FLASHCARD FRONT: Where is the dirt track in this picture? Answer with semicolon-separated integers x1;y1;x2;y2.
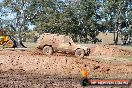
0;45;132;88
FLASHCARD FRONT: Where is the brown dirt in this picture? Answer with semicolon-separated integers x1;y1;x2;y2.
0;45;132;88
90;45;132;56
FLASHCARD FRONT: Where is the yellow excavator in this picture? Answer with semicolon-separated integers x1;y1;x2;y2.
0;29;26;48
0;30;16;48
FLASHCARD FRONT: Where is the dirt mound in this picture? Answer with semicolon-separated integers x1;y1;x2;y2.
90;45;132;56
0;49;131;79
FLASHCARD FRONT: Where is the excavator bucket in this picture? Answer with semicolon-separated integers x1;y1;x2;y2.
8;35;27;48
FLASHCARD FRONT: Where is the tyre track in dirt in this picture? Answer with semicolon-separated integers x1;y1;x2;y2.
0;74;81;88
0;49;132;79
0;47;132;88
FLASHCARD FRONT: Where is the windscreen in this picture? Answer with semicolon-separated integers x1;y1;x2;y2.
64;36;73;43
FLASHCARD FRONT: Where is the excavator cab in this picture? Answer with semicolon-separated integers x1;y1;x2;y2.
0;30;9;45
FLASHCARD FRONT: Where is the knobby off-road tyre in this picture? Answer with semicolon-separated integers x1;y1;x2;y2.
43;46;53;55
75;48;85;59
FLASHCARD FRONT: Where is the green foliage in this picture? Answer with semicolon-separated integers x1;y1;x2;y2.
0;0;132;44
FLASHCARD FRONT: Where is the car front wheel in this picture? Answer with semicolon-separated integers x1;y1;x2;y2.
43;46;53;55
75;48;85;59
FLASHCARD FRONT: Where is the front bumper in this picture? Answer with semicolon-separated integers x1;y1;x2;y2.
85;48;90;56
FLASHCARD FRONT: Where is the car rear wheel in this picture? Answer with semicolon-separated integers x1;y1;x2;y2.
43;46;53;55
75;48;85;59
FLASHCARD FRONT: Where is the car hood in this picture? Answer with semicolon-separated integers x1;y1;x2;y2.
71;43;88;50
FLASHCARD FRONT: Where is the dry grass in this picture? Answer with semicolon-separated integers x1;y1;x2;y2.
23;42;37;49
97;32;122;44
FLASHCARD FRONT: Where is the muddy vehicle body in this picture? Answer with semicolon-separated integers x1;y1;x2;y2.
37;33;90;58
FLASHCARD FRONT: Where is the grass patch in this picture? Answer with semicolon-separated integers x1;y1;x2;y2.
116;55;132;61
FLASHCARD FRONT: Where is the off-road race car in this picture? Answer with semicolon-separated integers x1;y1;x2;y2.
37;33;90;58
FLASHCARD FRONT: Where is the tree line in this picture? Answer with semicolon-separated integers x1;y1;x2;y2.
0;0;132;44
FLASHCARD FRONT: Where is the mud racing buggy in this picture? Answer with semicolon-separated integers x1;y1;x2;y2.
37;33;90;58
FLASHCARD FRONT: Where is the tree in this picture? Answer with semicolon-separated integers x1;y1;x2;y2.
2;0;31;40
96;0;132;45
71;0;99;43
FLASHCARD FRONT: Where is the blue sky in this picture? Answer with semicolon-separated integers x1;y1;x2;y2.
0;0;35;30
0;0;3;3
0;0;65;30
